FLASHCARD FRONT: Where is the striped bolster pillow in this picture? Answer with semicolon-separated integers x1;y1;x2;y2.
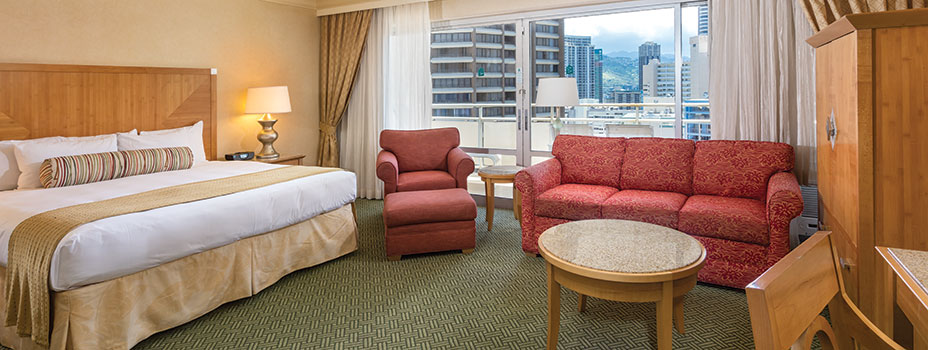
39;147;194;189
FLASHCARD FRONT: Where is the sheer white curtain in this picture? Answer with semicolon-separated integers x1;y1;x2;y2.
708;0;817;184
339;2;432;199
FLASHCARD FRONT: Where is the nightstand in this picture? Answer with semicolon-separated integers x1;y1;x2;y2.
256;154;305;166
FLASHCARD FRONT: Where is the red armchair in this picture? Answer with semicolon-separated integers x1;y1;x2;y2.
376;128;475;195
515;136;804;289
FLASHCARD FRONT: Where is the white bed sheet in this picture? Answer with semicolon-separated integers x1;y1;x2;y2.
0;161;357;291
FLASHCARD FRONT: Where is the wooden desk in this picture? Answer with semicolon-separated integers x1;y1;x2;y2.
877;246;928;349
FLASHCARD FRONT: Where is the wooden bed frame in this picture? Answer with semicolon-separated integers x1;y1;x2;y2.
0;63;359;350
0;63;218;159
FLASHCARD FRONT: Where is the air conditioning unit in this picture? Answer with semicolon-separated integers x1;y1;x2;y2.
789;185;819;249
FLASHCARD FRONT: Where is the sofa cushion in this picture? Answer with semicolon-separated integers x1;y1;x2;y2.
535;184;618;220
380;128;460;172
601;190;687;228
383;188;477;227
397;170;456;192
621;138;695;195
692;140;794;201
678;195;769;246
551;135;626;188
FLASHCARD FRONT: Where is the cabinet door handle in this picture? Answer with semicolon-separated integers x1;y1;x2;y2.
839;257;854;271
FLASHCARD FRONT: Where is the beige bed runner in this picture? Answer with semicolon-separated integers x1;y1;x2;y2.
5;166;339;347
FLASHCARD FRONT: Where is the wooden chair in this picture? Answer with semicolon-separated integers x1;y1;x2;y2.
746;231;903;350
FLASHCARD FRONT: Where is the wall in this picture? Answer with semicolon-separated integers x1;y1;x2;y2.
430;0;634;21
0;0;321;163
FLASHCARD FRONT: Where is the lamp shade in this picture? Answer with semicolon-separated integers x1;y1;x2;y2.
535;78;579;107
245;86;292;114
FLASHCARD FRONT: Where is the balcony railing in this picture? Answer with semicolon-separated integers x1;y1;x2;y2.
432;102;711;148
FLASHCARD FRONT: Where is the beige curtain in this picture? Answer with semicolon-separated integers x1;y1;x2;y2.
317;10;374;167
797;0;925;31
709;0;817;184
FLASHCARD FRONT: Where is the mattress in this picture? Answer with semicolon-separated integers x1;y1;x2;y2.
0;161;357;291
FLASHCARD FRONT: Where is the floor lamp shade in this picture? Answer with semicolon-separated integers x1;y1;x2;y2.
535;78;579;107
245;86;291;160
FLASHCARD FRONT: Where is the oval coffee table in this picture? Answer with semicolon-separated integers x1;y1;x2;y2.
538;220;706;350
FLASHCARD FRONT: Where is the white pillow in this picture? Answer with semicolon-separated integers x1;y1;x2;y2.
13;134;118;189
0;141;18;191
121;121;207;164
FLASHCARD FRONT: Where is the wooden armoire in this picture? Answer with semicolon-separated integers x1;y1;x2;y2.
809;8;928;332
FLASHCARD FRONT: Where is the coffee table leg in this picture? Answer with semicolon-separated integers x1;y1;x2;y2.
577;294;586;312
485;180;495;231
673;295;684;334
547;263;560;350
657;281;673;350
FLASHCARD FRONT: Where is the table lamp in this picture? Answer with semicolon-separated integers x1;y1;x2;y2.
535;78;579;132
245;86;291;160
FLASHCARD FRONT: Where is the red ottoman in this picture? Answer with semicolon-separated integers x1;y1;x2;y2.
383;188;477;260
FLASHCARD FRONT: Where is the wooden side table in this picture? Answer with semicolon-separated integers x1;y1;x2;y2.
256;154;305;166
477;165;524;231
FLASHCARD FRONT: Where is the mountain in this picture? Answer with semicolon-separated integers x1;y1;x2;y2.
601;55;638;92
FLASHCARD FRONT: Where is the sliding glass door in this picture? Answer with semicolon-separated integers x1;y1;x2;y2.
429;22;526;197
429;1;710;196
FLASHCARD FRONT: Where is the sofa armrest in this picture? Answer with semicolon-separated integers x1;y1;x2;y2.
515;158;562;198
766;172;803;221
447;148;475;189
764;171;804;267
377;150;399;194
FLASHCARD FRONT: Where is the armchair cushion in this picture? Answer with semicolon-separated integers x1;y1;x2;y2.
692;140;794;201
376;150;399;194
380;128;460;172
678;195;769;246
621;138;695;195
552;135;626;188
601;190;687;229
397;170;456;192
535;184;618;220
446;148;474;189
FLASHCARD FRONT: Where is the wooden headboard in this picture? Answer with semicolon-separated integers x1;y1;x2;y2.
0;63;218;160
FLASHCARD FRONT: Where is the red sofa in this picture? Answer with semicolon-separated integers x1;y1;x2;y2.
515;135;803;288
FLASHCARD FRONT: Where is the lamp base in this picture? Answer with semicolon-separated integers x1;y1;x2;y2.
256;116;279;160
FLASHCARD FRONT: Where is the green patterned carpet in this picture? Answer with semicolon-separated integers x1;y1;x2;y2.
28;200;760;349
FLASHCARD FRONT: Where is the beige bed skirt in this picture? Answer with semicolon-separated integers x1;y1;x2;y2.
0;203;358;350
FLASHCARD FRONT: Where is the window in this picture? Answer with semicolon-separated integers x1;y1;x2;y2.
428;2;709;196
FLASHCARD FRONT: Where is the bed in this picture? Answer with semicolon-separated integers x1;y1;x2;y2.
0;63;359;349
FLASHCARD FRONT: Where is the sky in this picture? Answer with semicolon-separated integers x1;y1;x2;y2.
563;6;700;57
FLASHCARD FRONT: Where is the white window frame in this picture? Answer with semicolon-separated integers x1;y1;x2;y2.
431;0;708;165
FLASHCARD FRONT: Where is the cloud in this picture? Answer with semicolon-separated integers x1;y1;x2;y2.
562;6;701;55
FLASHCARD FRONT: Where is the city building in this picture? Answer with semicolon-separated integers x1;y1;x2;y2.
637;41;660;90
684;98;711;140
612;90;642;110
429;21;564;120
698;5;709;35
593;48;604;102
564;35;600;101
640;33;709;99
689;35;709;99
